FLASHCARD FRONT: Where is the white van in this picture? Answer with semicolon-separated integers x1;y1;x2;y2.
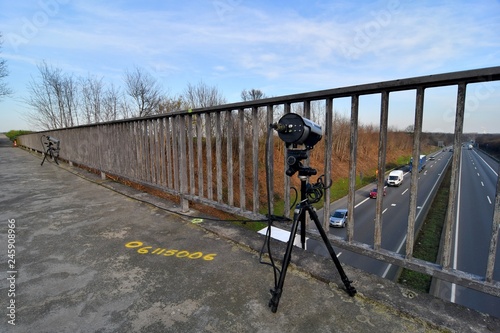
387;170;404;186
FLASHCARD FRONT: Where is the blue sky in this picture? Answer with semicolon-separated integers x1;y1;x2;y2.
1;0;499;133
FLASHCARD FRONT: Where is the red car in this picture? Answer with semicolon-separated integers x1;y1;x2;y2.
369;187;386;198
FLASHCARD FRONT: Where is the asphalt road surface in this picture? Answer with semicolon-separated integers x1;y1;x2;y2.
434;147;500;317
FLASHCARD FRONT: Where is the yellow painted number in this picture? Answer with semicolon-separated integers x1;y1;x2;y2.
137;246;152;254
125;241;143;248
203;253;217;261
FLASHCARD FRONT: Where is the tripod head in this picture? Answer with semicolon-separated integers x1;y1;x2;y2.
285;147;317;177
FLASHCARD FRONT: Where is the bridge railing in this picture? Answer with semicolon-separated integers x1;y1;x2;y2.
18;66;500;302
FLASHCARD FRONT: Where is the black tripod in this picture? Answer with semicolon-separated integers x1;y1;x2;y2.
41;140;59;166
269;152;356;313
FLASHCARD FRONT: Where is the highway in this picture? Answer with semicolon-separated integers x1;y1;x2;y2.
433;147;500;317
303;149;452;280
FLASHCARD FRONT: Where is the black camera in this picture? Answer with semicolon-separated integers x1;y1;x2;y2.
271;113;322;149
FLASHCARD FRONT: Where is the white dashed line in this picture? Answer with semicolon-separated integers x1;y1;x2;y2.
355;198;370;208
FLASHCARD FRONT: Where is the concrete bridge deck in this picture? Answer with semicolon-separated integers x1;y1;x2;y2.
1;134;499;332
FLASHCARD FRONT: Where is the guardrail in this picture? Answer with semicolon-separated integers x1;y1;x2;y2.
18;67;500;304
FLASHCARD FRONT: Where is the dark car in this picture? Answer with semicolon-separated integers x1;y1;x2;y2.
369;187;386;199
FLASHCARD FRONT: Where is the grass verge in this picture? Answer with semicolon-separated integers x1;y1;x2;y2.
398;165;451;293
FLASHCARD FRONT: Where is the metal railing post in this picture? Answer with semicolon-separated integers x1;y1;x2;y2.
374;91;389;250
441;83;466;269
347;95;359;243
407;87;425;258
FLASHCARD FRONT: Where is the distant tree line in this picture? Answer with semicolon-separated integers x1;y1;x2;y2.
23;61;243;130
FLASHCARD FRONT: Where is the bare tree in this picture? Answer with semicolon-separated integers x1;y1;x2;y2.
81;78;124;123
183;80;226;108
61;74;78;127
404;124;415;134
120;93;133;119
25;61;79;129
81;75;104;124
331;111;350;162
183;81;227;147
101;83;122;122
241;88;266;101
0;33;12;100
240;88;269;138
159;95;186;114
124;66;163;117
80;76;123;123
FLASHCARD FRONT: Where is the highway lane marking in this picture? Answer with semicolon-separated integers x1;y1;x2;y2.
481;181;485;187
487;196;492;204
382;208;388;214
382;233;407;278
355;197;370;208
401;189;408;195
473;150;499;177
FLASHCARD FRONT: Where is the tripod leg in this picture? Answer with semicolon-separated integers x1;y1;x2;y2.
41;153;47;166
269;204;304;313
307;206;357;296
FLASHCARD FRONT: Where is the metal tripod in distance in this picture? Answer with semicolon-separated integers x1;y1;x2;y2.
41;144;59;166
268;164;357;313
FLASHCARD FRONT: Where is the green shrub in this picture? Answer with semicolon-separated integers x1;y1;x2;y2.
5;130;33;141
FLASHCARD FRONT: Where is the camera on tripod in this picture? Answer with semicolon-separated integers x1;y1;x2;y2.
267;112;356;313
41;135;60;166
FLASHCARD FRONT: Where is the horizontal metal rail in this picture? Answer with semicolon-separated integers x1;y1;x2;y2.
18;66;500;300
